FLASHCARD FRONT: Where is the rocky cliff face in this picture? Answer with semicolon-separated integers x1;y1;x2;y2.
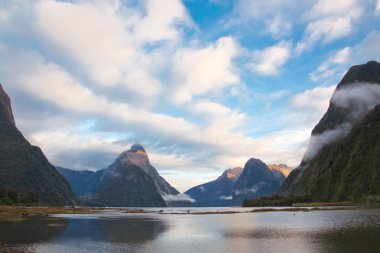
185;167;243;207
0;84;76;205
268;164;292;177
281;61;380;201
115;144;179;196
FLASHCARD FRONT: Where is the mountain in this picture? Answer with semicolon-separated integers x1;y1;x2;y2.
115;144;179;196
281;61;380;201
58;144;181;207
56;167;104;197
0;83;76;205
233;158;285;204
185;167;243;207
93;153;166;207
185;159;288;207
268;164;292;177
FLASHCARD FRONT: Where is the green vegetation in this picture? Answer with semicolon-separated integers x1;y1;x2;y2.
281;105;380;202
0;188;38;205
242;195;312;207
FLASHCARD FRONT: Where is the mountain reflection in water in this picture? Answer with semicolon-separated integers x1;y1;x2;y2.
0;209;379;253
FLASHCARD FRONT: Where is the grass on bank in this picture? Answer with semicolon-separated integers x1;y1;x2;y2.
0;206;100;222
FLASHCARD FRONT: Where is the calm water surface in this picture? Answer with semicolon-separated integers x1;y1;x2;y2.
0;208;379;253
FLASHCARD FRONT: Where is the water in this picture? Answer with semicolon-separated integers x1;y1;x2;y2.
0;208;380;253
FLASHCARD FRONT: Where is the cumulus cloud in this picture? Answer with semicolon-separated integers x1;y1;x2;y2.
296;0;362;53
249;41;291;75
302;83;380;161
171;37;240;104
34;0;181;102
377;0;380;15
233;0;310;39
188;100;246;131
132;0;194;42
162;193;195;203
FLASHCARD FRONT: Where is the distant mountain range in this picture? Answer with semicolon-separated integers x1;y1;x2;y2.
0;84;76;205
281;61;380;201
185;160;289;206
233;158;286;205
185;167;243;206
58;144;181;207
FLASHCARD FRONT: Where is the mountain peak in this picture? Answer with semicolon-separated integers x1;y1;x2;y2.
338;60;380;88
246;158;266;167
129;143;146;153
113;144;179;196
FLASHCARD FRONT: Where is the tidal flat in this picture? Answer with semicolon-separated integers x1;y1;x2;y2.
0;206;380;253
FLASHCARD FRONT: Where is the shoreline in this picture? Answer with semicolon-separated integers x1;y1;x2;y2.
1;204;379;221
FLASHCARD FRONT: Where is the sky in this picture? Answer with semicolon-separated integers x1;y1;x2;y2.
0;0;380;192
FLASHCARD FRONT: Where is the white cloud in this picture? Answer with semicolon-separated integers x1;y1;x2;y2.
162;193;195;203
309;47;351;82
291;85;336;124
296;0;362;53
303;123;351;161
133;0;193;42
33;0;193;103
332;84;380;119
0;47;199;140
171;37;240;104
188;100;246;131
305;0;361;19
220;195;233;200
309;31;380;82
377;0;380;15
268;90;289;100
249;41;291;75
267;15;292;39
233;0;311;39
235;0;310;23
